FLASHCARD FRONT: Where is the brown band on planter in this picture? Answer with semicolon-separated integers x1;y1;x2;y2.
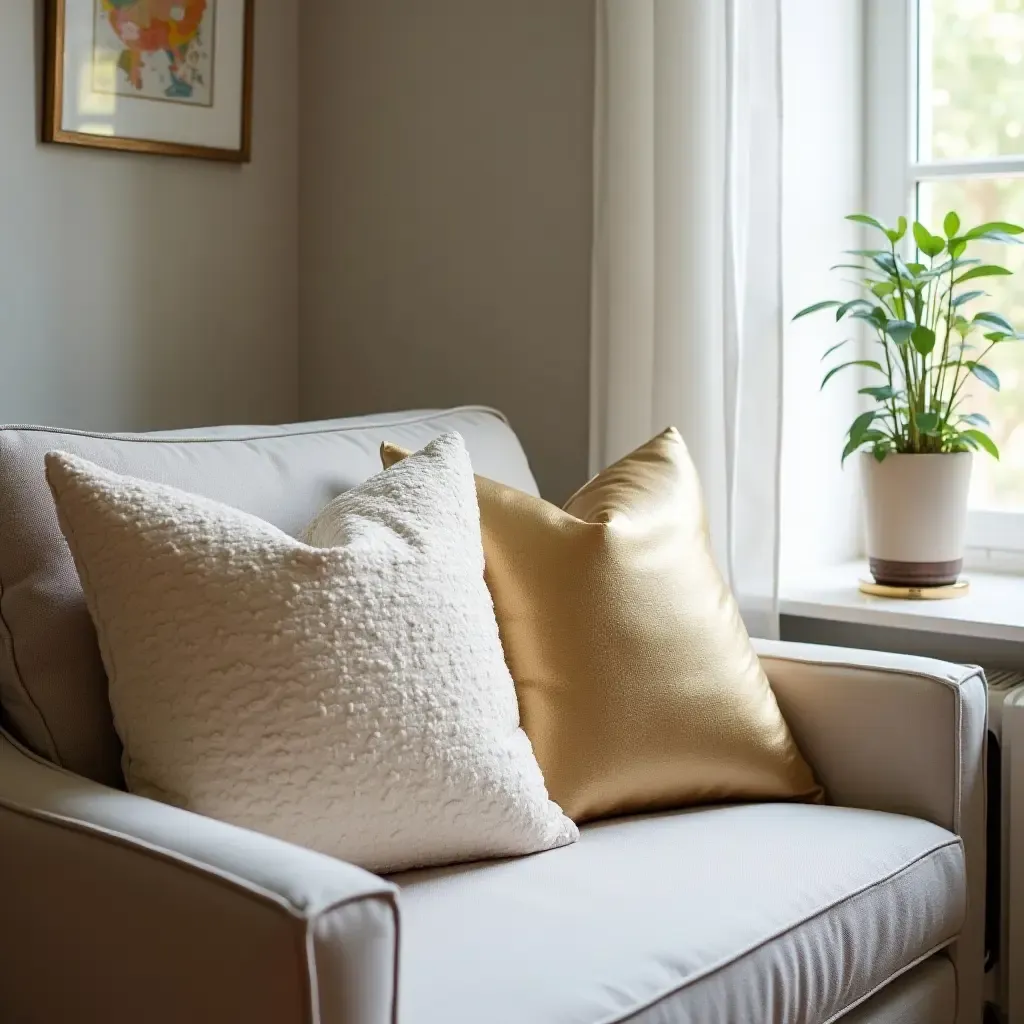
869;557;963;588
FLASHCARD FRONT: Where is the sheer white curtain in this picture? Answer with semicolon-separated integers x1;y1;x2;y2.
590;0;784;638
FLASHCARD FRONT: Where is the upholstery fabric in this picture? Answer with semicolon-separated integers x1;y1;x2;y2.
45;437;575;872
393;804;964;1024
840;957;955;1024
755;639;988;1024
0;732;400;1024
0;627;979;1024
0;407;536;786
383;429;820;822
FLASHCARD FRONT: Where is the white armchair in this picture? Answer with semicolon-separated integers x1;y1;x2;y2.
0;641;986;1024
0;410;988;1024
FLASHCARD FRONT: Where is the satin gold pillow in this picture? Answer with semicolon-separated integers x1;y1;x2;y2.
382;429;821;823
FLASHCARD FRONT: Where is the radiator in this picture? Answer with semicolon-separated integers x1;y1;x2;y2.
985;668;1024;1022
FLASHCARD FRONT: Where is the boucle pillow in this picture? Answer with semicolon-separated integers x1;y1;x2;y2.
383;429;821;824
45;434;576;873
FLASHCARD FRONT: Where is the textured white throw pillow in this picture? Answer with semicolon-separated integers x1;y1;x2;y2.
46;434;576;873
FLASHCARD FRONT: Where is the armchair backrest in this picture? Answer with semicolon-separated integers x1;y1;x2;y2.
0;407;537;787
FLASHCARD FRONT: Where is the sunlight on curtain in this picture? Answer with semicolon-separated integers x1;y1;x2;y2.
590;0;784;637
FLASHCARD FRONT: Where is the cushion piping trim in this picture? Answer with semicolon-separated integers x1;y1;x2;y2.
759;652;985;834
612;947;956;1024
0;405;510;770
820;946;955;1024
0;405;508;445
306;895;402;1024
591;836;963;1024
0;791;396;917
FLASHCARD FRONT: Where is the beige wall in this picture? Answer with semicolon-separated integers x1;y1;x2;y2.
0;3;299;431
298;0;595;501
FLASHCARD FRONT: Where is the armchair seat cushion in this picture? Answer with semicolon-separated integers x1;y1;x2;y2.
393;803;964;1024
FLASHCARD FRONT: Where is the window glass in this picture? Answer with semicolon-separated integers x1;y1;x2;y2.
918;176;1024;509
918;0;1024;161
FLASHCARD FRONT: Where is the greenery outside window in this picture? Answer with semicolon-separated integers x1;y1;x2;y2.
868;0;1024;552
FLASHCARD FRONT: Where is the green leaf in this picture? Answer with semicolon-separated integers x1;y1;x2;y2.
972;231;1024;245
829;262;879;274
961;429;1000;459
967;362;1000;390
821;360;885;389
841;437;862;463
911;325;936;356
963;221;1024;240
894;254;916;281
841;409;879;463
913;221;945;257
952;314;975;337
871;252;898;276
844;249;888;257
973;311;1015;334
943;212;960;238
915;411;941;435
959;412;991;427
851;307;889;328
949;238;967;259
886;217;908;243
835;298;874;320
885;319;916;345
935;257;981;275
846;213;890;234
821;339;850;361
793;299;842;321
955;265;1013;284
951;290;986;308
871;280;897;298
859;385;902;400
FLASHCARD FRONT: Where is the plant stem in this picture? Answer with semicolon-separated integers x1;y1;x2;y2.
877;328;902;444
891;242;920;450
934;262;956;419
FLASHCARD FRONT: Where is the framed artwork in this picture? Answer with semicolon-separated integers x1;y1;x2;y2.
44;0;254;162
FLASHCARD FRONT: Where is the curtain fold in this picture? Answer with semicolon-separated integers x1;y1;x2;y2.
590;0;784;639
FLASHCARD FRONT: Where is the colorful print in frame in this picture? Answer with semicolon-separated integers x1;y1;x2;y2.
45;0;253;162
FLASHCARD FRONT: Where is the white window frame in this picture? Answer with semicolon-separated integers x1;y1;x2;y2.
866;0;1024;556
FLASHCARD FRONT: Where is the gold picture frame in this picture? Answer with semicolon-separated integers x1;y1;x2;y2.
44;0;254;162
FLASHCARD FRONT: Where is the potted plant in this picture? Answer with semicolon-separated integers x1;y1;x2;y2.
794;212;1023;588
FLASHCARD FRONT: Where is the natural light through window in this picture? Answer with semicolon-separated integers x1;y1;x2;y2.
917;0;1024;512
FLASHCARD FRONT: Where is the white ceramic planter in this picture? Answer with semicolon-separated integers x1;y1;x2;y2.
860;451;973;587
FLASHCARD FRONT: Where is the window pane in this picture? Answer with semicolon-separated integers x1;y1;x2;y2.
918;0;1024;161
918;177;1024;511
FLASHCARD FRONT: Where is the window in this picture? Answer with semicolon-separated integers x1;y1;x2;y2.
868;0;1024;552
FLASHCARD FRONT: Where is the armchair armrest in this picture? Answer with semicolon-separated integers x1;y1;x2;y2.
0;733;398;1024
754;638;986;1024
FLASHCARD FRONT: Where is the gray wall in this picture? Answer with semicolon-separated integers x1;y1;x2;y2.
0;3;299;431
298;0;595;501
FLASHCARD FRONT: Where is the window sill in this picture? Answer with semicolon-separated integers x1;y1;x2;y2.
780;561;1024;643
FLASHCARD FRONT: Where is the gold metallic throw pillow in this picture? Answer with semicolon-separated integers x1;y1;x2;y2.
381;429;821;823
